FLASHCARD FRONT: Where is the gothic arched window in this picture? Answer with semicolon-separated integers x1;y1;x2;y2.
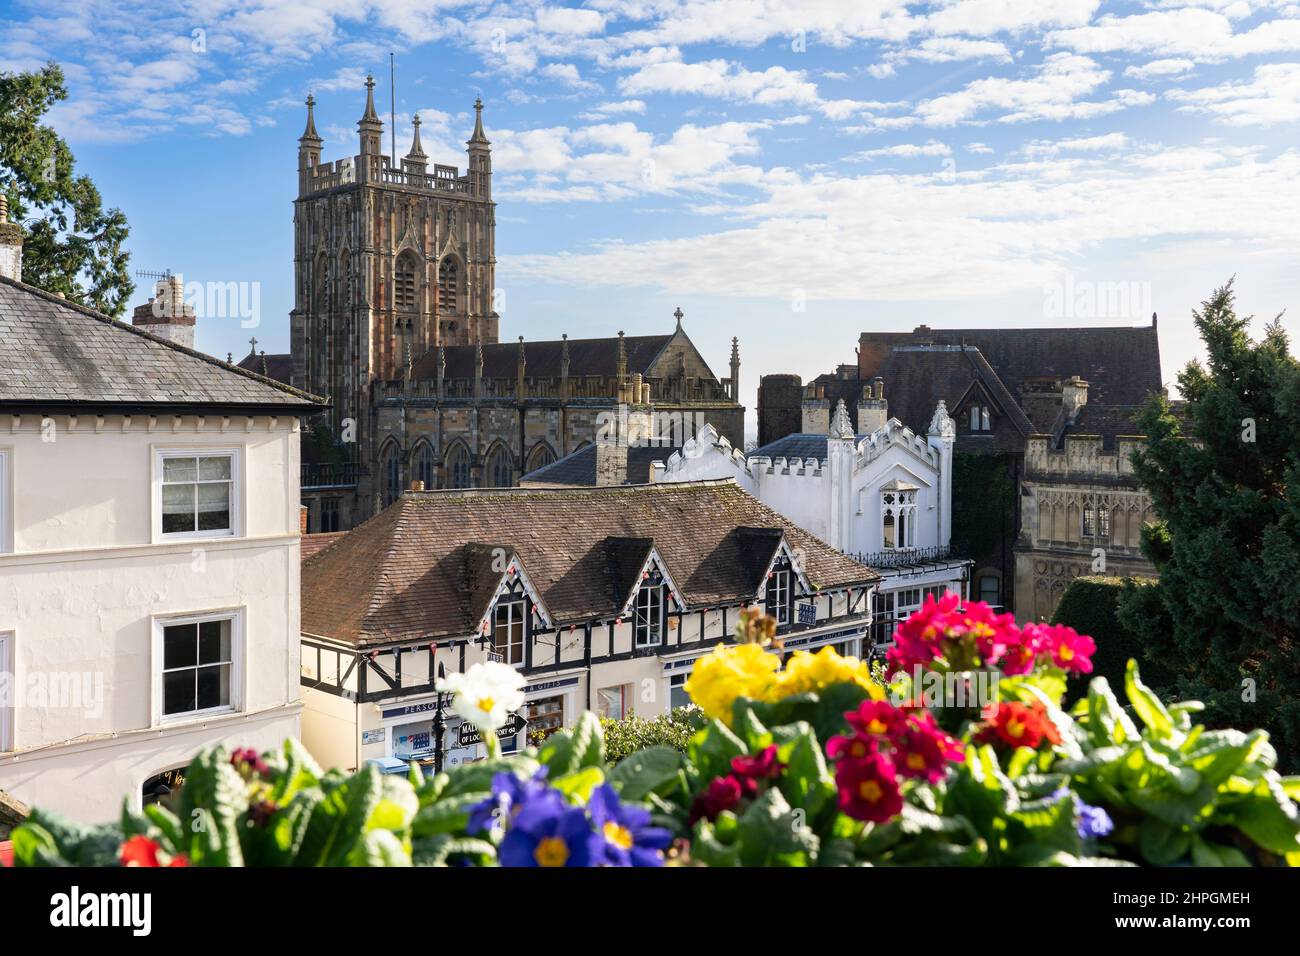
395;253;419;312
412;441;436;491
485;445;513;488
881;484;917;550
438;257;460;313
526;443;556;474
381;443;401;507
446;443;471;489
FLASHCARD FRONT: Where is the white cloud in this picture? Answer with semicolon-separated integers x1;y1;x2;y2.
1125;58;1196;79
503;143;1300;303
854;139;952;159
914;53;1150;125
1023;132;1130;156
1047;9;1300;59
1168;62;1300;125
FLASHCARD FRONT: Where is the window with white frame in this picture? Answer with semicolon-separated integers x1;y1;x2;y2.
1098;506;1111;541
968;405;992;432
159;450;237;538
1082;505;1096;538
493;597;526;665
157;613;239;720
881;487;917;549
0;449;9;554
634;581;666;648
0;631;12;752
765;565;792;625
668;673;691;710
598;684;633;720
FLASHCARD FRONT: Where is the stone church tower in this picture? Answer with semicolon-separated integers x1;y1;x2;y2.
290;77;498;432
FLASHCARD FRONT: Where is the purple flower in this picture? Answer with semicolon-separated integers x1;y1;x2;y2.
498;790;595;867
587;783;671;867
467;769;549;836
1076;801;1114;839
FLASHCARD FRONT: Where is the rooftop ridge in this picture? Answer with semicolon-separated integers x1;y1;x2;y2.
0;275;325;408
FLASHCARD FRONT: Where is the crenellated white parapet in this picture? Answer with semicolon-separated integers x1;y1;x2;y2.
855;418;939;470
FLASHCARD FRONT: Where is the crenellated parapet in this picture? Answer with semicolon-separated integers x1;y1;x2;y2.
855;419;939;469
1025;434;1144;479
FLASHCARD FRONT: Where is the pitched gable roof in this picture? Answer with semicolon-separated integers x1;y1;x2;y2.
301;480;880;646
410;333;676;382
520;442;682;486
0;277;324;412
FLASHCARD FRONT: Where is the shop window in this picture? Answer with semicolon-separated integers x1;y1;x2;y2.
598;684;633;721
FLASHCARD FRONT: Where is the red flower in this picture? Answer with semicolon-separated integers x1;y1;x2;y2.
886;595;1022;672
845;700;906;739
731;745;783;782
834;751;903;824
688;775;743;825
979;700;1062;750
120;835;189;868
230;747;268;776
827;733;878;763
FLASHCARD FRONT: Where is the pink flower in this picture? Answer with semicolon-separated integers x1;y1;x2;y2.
886;595;1022;671
1024;623;1096;674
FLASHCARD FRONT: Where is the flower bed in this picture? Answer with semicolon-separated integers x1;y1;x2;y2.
11;599;1300;867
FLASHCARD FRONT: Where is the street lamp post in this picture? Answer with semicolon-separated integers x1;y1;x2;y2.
432;662;447;774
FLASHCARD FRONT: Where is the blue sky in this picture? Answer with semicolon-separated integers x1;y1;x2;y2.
3;0;1299;437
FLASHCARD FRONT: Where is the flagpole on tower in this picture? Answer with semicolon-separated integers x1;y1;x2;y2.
389;51;396;163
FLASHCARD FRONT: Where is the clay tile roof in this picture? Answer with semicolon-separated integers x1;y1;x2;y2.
0;277;323;412
301;480;879;646
300;531;347;560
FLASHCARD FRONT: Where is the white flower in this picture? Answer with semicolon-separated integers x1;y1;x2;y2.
437;661;526;733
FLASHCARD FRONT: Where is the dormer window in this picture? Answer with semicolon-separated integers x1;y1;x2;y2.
493;596;526;665
968;405;992;432
765;561;792;625
634;579;666;648
881;482;918;550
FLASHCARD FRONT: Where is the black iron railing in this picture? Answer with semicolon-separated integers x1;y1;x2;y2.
846;544;953;569
301;462;359;489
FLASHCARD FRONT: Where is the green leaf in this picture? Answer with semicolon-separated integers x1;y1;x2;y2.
568;711;606;771
176;749;249;867
1084;676;1140;746
1190;838;1251;867
346;828;412;866
608;745;682;801
295;763;382;866
1125;659;1174;740
1230;775;1300;855
550;766;605;803
735;788;819;867
1138;818;1191;865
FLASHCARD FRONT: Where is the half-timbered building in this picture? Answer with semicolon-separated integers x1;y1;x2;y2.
297;480;879;771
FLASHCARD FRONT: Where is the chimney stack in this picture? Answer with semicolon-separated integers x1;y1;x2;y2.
857;377;888;436
801;382;830;434
0;195;22;282
131;275;196;348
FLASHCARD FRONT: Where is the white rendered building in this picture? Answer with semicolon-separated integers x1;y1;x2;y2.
653;397;971;647
0;212;323;821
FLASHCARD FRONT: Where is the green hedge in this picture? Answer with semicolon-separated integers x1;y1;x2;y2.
599;707;706;763
1052;576;1174;692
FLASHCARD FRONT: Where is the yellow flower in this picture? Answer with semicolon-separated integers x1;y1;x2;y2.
774;646;884;701
684;643;780;724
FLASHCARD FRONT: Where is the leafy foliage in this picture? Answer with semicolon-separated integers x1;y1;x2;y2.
1052;576;1173;695
1119;280;1300;771
600;706;706;763
0;62;133;315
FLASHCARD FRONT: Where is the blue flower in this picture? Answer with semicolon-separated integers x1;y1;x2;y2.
1050;787;1114;841
587;783;672;867
498;790;596;867
1076;800;1114;839
467;768;549;836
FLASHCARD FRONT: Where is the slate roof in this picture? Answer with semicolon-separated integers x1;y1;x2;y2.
520;442;683;486
751;433;831;461
0;277;324;412
860;324;1163;407
300;479;880;646
411;333;676;382
236;350;293;386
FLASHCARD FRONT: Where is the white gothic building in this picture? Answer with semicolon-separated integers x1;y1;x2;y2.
0;212;323;822
652;397;971;646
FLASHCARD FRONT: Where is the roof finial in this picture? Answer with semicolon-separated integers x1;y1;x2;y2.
359;73;381;125
300;93;321;143
673;306;684;331
468;96;490;147
830;399;853;439
406;112;427;160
